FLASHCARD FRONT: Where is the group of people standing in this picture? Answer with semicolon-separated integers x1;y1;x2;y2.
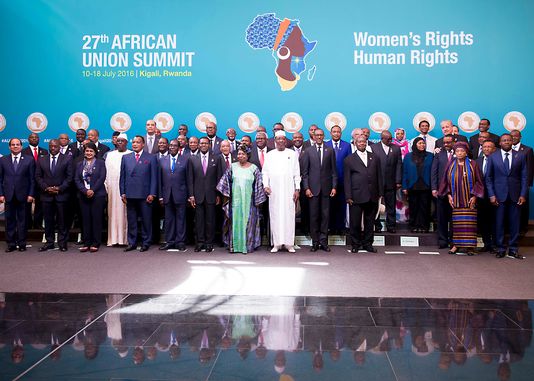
0;117;531;258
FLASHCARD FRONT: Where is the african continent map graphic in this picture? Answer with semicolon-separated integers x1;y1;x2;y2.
246;13;317;91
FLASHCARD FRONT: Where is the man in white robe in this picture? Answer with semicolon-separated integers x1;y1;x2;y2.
105;133;131;246
262;130;300;252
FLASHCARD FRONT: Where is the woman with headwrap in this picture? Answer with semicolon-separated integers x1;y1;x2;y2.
402;137;434;233
438;142;484;255
216;144;266;254
392;128;410;159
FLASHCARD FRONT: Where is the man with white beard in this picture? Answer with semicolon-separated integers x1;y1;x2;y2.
105;133;131;246
262;130;301;253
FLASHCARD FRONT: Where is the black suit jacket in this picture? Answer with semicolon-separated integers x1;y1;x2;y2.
249;145;271;170
216;153;237;181
516;143;534;187
267;137;293;150
0;155;35;201
22;146;48;160
68;141;84;158
469;132;500;157
95;143;110;159
35;154;73;202
476;155;491;198
431;150;452;191
301;144;337;195
343;151;382;204
187;153;220;204
435;134;468;149
371;143;402;191
60;145;76;158
207;136;223;155
159;154;188;204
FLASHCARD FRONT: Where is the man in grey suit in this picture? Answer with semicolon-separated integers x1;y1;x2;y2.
300;128;337;252
371;130;402;233
159;139;188;251
143;119;160;154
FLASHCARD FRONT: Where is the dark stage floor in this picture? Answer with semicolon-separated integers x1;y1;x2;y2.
0;293;532;380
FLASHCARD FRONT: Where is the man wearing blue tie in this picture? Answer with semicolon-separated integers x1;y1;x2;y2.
485;134;528;259
120;136;158;252
158;139;189;251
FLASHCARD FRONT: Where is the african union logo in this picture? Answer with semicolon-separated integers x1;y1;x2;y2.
324;112;347;131
458;111;480;133
26;112;48;133
238;112;260;133
195;112;217;133
0;114;6;132
503;111;526;132
110;112;132;132
368;112;391;133
281;112;303;133
246;13;317;92
413;112;436;132
68;112;90;133
154;112;174;133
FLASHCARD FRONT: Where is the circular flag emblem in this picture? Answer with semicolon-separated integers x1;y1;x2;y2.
503;111;526;132
0;114;6;132
281;112;303;133
68;112;90;133
110;112;132;132
238;112;260;133
368;112;391;133
457;111;480;133
154;112;174;133
195;112;217;133
413;112;436;132
26;112;48;133
324;112;347;131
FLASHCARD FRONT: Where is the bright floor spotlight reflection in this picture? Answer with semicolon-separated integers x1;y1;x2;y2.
299;261;329;266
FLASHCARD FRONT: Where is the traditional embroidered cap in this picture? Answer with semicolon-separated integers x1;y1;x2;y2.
275;130;286;138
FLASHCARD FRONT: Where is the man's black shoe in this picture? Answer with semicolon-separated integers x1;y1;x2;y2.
124;245;136;252
496;251;506;258
362;245;377;253
18;246;26;252
310;244;319;252
39;244;54;252
59;246;68;252
205;245;214;253
139;246;149;252
5;246;17;253
159;244;174;250
351;245;360;253
320;244;331;252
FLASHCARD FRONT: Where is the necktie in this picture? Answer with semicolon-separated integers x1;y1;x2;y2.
78;143;82;151
13;156;19;172
504;152;510;174
202;155;208;175
210;138;214;149
447;151;452;161
317;145;322;164
178;148;182;157
483;157;487;175
171;157;176;173
148;137;153;153
225;156;230;169
60;147;65;155
33;147;38;161
135;153;140;163
334;142;339;151
51;156;57;174
260;149;264;167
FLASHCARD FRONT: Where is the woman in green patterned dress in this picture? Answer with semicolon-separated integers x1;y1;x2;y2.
217;144;266;253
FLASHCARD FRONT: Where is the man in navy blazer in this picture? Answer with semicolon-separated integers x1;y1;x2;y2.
206;121;223;155
120;136;158;252
0;138;35;252
486;134;528;259
325;125;351;234
431;134;454;249
301;128;337;251
371;130;402;233
476;140;497;253
35;139;73;252
158;139;188;251
187;136;221;252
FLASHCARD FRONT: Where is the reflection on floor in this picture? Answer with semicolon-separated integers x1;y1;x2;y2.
0;293;532;380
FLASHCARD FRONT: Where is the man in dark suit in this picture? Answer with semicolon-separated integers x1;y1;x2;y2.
225;128;240;152
143;119;160;155
58;133;75;157
371;130;402;233
267;123;293;150
22;132;47;229
217;140;237;175
302;124;318;150
468;118;500;155
486;134;528;259
159;139;189;251
187;137;221;252
0;138;35;252
67;129;86;158
476;140;497;253
120;136;158;252
344;136;383;253
301;128;337;251
35;139;73;252
206;121;223;155
250;132;271;170
87;129;110;159
325;125;351;234
431;134;454;249
510;129;534;234
471;131;491;160
435;120;468;150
